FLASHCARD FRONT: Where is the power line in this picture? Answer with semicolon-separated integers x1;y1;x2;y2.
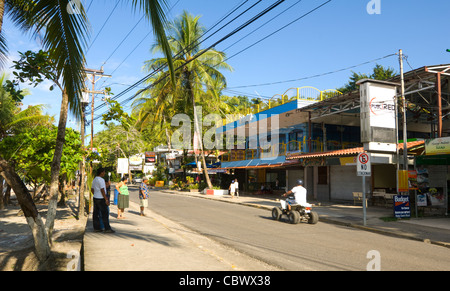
228;53;397;89
95;0;335;117
156;0;333;94
86;0;93;13
88;0;288;123
221;0;304;53
99;0;184;69
86;0;120;53
120;1;286;102
221;0;333;66
87;0;269;116
169;52;397;100
101;15;145;67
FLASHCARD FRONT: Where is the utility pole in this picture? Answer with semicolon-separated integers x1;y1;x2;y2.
78;101;87;218
398;49;408;172
84;67;112;150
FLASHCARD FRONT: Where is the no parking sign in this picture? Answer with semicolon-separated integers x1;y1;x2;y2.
357;153;371;177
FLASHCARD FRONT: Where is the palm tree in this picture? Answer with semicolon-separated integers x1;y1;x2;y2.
133;73;180;150
138;11;232;189
0;0;173;265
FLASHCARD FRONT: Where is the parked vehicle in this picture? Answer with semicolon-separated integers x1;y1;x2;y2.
132;177;143;184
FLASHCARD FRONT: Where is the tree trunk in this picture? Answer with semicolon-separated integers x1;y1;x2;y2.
0;0;5;33
33;184;46;201
0;157;51;263
57;175;67;207
0;176;4;210
45;89;69;243
184;69;213;189
192;97;213;189
4;183;10;205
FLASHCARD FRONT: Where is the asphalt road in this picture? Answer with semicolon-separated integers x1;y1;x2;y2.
128;187;450;271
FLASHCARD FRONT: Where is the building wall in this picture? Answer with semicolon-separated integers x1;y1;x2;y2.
373;164;396;190
286;168;304;192
330;165;370;201
315;166;330;201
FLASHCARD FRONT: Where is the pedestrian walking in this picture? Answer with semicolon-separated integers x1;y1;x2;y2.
115;176;130;219
91;168;115;233
139;177;150;216
234;179;239;198
229;179;236;199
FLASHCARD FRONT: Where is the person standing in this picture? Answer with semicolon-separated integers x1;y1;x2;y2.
139;177;150;216
115;176;130;219
99;178;111;230
91;168;115;233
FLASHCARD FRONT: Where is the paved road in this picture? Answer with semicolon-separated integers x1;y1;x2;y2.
128;187;450;271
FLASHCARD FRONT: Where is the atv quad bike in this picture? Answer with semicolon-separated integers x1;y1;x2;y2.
272;197;319;225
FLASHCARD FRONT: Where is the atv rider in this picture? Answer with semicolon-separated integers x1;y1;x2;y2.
281;179;308;212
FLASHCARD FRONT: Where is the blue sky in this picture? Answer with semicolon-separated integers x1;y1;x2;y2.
4;0;450;137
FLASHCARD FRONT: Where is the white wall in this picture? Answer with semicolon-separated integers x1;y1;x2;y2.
330;165;370;201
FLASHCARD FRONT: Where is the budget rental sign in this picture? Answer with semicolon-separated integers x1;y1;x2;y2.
394;195;411;218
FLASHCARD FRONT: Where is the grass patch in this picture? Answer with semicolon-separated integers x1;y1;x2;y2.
379;217;398;222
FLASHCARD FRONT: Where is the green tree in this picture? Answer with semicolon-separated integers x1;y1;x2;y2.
0;1;174;265
7;49;82;247
337;64;397;93
0;125;83;198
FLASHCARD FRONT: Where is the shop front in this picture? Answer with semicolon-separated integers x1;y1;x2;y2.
287;141;425;204
414;137;450;216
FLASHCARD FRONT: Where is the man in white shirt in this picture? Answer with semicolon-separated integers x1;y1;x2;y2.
91;168;114;233
281;179;308;211
229;180;236;198
234;179;239;198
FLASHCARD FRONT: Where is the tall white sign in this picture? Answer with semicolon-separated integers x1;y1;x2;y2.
117;158;129;174
358;79;398;152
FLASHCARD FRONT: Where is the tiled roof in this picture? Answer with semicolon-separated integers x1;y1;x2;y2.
286;140;425;160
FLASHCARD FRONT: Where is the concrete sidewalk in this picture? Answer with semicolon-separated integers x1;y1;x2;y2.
83;199;281;271
83;190;450;271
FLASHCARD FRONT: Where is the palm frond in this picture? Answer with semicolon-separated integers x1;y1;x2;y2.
129;0;174;86
29;0;90;120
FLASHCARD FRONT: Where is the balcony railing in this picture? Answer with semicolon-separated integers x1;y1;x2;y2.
221;87;343;127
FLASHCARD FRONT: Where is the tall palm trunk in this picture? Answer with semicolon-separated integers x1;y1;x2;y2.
45;89;69;242
193;105;213;189
0;0;5;33
0;158;51;262
185;70;213;189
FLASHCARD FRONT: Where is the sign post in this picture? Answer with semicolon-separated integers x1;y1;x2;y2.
357;153;371;226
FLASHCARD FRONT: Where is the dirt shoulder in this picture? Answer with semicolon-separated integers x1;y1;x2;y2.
0;197;87;271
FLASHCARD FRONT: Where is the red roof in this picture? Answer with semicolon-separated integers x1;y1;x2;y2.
286;141;425;160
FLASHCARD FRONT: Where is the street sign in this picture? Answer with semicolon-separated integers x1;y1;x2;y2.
357;153;371;176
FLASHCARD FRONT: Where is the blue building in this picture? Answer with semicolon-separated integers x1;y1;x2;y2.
217;65;449;203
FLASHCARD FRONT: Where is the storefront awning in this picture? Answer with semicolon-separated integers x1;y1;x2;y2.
219;157;300;170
